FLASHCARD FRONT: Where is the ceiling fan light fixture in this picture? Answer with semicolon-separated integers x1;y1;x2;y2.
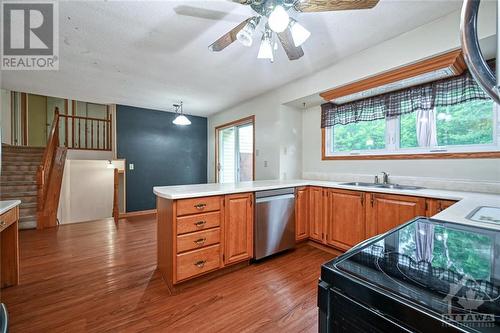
257;30;274;62
289;19;310;47
236;17;260;47
268;5;289;33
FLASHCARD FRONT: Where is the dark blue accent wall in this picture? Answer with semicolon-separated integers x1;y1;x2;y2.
116;105;207;212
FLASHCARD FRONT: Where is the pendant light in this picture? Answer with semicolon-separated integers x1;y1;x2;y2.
172;102;191;126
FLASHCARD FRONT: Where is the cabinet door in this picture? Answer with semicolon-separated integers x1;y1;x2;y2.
366;193;426;237
295;187;309;241
309;187;324;242
325;189;366;251
224;193;253;265
426;199;457;217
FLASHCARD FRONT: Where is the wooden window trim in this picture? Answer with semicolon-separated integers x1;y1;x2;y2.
319;49;500;160
321;128;500;160
215;115;255;183
319;49;466;102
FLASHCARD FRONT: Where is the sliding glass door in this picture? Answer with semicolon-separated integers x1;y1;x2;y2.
216;118;254;183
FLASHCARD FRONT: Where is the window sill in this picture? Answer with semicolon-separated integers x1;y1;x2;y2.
322;151;500;160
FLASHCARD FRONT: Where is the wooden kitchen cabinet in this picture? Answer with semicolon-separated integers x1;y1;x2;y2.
366;193;426;238
295;187;309;241
224;193;254;265
308;187;325;242
426;199;458;217
325;189;366;251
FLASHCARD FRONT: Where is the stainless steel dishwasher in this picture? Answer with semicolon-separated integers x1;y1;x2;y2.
254;187;295;260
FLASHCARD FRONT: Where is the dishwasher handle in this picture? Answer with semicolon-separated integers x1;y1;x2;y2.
255;193;295;204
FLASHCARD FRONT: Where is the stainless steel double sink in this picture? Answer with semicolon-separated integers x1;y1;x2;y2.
339;182;424;190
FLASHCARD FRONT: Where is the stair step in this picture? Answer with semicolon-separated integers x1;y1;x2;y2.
19;220;37;230
0;191;37;203
0;174;37;181
20;205;37;217
1;184;38;193
2;165;38;172
2;161;41;166
20;215;38;229
2;155;43;162
2;148;45;155
0;180;37;186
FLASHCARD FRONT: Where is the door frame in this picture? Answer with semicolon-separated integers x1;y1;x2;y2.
214;115;255;183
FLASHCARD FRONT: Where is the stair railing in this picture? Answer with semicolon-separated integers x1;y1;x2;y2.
37;108;60;221
58;113;112;151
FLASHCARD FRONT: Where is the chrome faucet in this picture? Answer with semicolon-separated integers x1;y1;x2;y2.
381;172;390;184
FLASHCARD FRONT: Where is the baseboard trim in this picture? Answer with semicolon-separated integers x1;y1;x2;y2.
307;241;344;257
119;209;157;219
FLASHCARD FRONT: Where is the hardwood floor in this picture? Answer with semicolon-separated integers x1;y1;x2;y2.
2;216;334;332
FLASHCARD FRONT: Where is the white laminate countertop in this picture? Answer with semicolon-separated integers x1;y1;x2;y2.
153;179;500;229
0;200;21;215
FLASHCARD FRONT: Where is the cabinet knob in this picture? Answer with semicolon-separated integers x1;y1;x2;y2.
194;220;206;228
0;221;5;227
193;237;207;246
194;260;207;268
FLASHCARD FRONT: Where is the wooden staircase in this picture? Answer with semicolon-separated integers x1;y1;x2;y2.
1;108;67;229
1;145;45;229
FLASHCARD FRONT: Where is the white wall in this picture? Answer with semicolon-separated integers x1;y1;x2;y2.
58;160;114;224
208;4;500;185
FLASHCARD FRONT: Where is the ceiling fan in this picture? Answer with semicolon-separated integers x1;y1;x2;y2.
209;0;380;62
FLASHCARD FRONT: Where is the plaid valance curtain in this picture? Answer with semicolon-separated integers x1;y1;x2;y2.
321;62;494;128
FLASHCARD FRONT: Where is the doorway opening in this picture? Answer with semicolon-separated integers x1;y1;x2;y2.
215;116;255;183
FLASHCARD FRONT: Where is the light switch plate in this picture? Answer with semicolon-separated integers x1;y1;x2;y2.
129;163;134;170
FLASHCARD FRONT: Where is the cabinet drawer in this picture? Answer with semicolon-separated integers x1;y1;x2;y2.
0;207;17;232
176;244;221;281
176;211;221;235
176;196;221;216
176;228;220;253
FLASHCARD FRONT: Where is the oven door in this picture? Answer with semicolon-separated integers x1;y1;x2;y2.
318;280;413;333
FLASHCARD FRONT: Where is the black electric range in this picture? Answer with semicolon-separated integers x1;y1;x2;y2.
318;217;500;333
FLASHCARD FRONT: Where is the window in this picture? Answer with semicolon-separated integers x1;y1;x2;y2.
324;99;499;158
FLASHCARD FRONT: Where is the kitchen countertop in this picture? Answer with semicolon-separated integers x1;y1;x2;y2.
154;180;500;229
0;200;21;215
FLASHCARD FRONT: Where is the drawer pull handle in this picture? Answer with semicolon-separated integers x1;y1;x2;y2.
194;220;206;228
0;221;5;227
194;238;207;246
194;203;207;210
194;260;207;268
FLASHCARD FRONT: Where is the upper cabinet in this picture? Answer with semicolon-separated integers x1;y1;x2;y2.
295;187;309;241
325;189;366;251
224;193;254;265
366;193;426;237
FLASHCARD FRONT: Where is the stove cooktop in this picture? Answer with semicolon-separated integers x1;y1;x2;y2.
322;218;500;331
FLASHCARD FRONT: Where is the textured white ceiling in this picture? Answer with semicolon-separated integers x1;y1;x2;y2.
1;1;462;116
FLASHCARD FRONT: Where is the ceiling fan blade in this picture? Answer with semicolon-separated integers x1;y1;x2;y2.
277;28;304;61
294;0;379;12
230;0;254;4
209;17;254;52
